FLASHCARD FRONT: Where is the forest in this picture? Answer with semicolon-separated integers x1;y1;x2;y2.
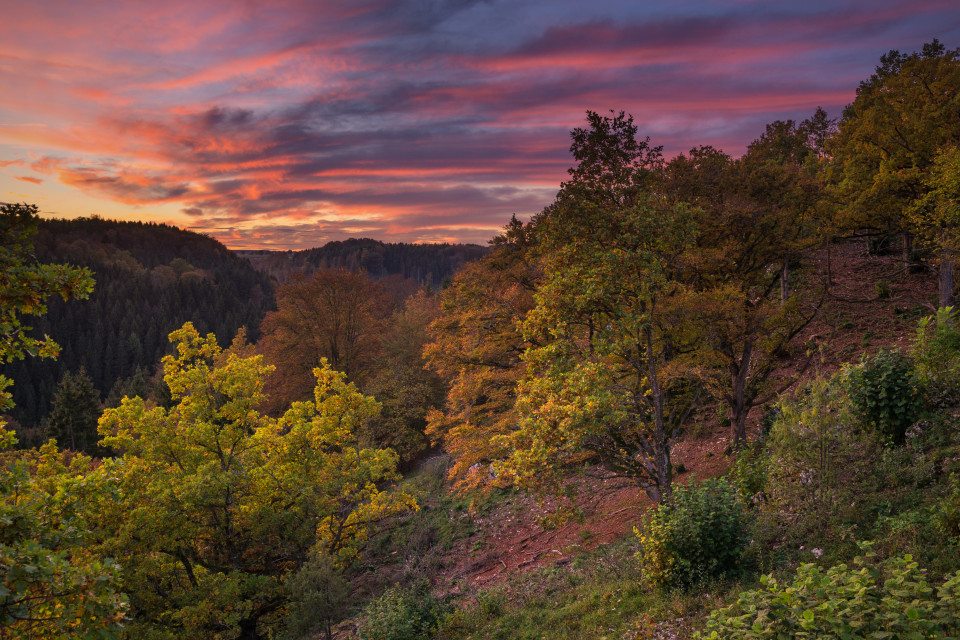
1;39;959;639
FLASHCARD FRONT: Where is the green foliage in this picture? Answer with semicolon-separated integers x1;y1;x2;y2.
914;306;960;407
4;215;274;431
764;374;877;543
728;443;770;506
0;204;94;417
423;216;539;492
499;111;699;504
636;478;750;590
360;290;445;466
356;582;448;640
847;349;923;445
44;367;102;454
0;204;123;638
874;278;891;299
282;554;351;640
0;443;128;639
93;322;416;638
698;543;960;639
829;40;960;237
912;145;960;298
938;474;960;541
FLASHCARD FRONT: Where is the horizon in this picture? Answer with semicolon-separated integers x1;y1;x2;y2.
3;0;960;250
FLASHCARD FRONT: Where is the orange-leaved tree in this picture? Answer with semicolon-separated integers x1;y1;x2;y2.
424;216;540;491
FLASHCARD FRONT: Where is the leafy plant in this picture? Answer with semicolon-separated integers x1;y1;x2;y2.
636;477;750;590
874;279;891;299
764;375;873;532
728;443;769;506
282;554;351;640
698;543;960;639
357;582;449;640
846;349;923;445
938;473;960;540
914;306;960;407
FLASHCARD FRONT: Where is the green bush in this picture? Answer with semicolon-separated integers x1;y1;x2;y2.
847;349;923;445
697;543;960;639
636;477;750;590
938;473;960;540
728;442;769;506
915;306;960;408
764;375;876;536
282;554;350;640
357;582;448;640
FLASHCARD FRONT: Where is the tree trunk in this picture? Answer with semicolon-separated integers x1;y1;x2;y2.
825;238;833;289
645;325;672;504
731;341;753;451
780;258;789;304
941;254;955;309
902;232;913;265
642;441;671;504
238;617;260;640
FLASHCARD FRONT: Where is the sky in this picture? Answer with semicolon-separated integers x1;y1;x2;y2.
1;1;959;250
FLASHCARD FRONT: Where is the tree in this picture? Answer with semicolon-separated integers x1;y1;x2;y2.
44;367;102;453
0;443;128;639
281;554;350;640
0;204;94;418
423;216;541;491
259;269;390;412
0;204;123;638
669;118;824;449
361;289;446;466
829;39;960;298
495;112;699;503
912;145;960;307
94;322;415;639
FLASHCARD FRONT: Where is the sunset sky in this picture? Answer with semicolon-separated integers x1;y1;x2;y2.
2;1;959;250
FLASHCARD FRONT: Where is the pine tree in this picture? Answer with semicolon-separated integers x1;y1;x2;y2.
45;367;102;453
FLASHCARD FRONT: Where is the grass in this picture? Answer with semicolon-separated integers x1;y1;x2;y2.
433;537;750;640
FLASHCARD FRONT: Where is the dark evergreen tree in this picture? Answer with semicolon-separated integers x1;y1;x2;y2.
44;368;101;453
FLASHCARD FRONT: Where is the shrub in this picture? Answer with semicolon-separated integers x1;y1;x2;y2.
874;279;891;299
938;473;960;540
357;582;448;640
636;477;750;590
914;306;960;408
846;349;923;445
697;543;960;639
765;375;875;529
282;554;350;640
728;442;769;506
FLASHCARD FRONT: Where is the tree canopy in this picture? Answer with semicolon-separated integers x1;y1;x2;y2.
93;322;415;639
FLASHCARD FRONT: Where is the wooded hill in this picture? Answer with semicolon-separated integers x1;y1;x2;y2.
2;217;275;436
4;221;490;437
237;238;488;287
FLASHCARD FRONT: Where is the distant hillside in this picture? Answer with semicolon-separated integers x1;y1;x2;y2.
4;217;275;434
237;238;489;287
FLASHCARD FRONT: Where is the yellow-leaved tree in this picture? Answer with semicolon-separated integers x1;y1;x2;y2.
93;322;415;639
